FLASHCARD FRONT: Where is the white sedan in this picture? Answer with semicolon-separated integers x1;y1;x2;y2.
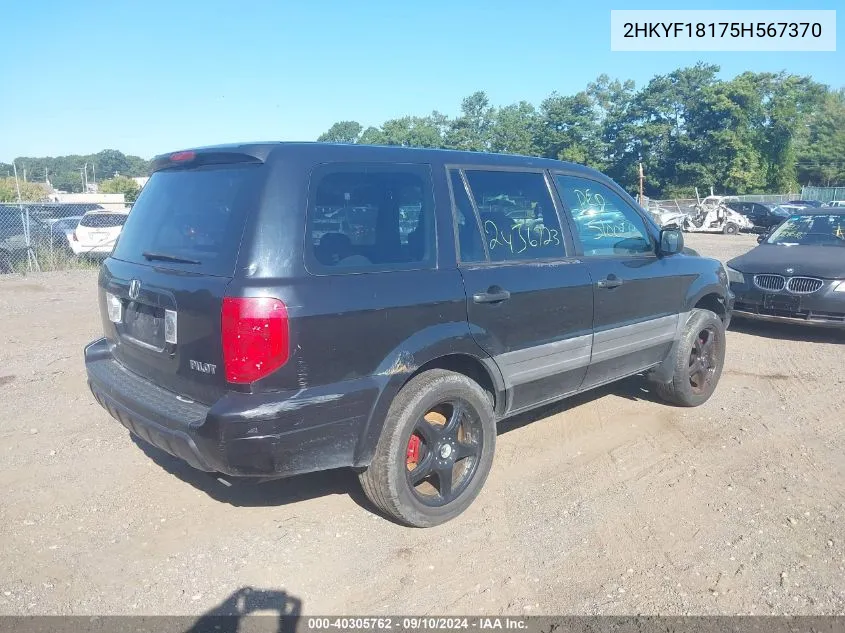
71;211;130;257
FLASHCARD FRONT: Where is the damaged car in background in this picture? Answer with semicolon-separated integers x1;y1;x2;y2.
726;209;845;327
683;196;753;235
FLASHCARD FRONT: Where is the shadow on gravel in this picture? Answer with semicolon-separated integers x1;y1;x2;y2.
497;375;661;436
184;586;301;633
132;375;659;516
131;433;375;511
729;317;845;344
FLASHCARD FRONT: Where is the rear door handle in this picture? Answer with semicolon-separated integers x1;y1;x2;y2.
597;275;623;289
473;288;511;304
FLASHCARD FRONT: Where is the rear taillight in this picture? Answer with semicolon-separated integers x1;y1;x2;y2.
221;297;289;384
105;292;122;323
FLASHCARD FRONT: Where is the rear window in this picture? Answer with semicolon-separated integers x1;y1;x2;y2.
80;213;128;228
111;164;263;277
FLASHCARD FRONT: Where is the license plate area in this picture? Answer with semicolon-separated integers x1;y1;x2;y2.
763;293;801;313
123;302;165;350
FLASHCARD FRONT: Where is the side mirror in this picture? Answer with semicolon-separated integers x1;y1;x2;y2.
659;227;684;256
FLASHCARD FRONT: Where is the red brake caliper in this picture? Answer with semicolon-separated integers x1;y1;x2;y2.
406;434;421;464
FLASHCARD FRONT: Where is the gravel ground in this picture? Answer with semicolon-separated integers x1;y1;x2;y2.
1;232;843;617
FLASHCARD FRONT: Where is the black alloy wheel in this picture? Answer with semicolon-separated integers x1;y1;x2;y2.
404;400;483;506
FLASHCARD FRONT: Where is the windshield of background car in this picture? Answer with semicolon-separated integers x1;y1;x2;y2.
111;163;264;277
766;213;845;246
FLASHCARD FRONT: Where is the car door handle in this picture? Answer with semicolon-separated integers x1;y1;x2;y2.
596;275;623;289
473;288;511;304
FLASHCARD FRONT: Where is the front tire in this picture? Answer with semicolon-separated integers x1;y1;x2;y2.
723;222;739;235
359;369;496;527
653;309;726;407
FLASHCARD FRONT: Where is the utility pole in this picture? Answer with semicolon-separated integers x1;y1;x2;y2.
81;168;85;192
638;162;644;206
92;163;96;186
12;162;22;203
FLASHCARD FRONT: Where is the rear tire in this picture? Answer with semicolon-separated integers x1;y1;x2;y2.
359;369;496;527
723;222;739;235
653;309;726;407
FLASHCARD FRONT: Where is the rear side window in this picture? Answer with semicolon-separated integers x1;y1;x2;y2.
111;164;263;277
448;169;486;263
306;164;435;273
79;213;128;228
463;170;565;262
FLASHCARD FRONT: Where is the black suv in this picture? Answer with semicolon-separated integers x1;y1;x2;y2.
84;143;733;527
726;201;789;234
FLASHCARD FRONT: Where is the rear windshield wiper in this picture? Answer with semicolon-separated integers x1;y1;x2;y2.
142;251;201;264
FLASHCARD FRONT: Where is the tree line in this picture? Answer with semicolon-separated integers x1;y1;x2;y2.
0;149;150;198
317;63;845;199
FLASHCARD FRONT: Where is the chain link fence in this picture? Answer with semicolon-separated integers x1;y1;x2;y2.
800;186;845;204
0;202;131;275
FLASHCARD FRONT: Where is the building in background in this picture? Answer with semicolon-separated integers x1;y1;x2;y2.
47;192;127;211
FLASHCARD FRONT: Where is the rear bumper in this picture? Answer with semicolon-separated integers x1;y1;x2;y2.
71;242;113;256
84;338;377;478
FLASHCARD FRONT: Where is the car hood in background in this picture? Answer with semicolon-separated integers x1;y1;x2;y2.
727;244;845;278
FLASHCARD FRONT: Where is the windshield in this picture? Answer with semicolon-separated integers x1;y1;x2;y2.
111;163;264;277
765;213;845;246
770;206;790;217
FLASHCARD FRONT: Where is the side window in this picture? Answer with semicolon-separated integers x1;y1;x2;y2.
555;175;653;257
448;169;486;263
307;166;434;273
463;170;565;262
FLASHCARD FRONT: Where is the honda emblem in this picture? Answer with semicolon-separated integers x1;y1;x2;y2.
128;279;140;300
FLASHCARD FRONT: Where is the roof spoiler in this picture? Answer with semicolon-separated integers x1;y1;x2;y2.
150;147;268;173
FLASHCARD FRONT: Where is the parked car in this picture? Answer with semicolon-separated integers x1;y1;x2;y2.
785;200;823;208
40;216;82;255
727;208;845;327
683;202;754;234
726;201;790;233
84;143;733;527
827;200;845;208
649;206;689;229
71;210;130;257
0;205;30;273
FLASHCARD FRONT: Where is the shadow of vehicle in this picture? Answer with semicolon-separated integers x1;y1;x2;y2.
497;375;663;436
184;586;301;633
131;433;373;510
133;374;663;517
729;317;845;345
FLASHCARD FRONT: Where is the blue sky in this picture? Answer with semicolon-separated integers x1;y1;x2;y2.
0;0;841;161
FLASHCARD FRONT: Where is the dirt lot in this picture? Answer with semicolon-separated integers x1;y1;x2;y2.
1;233;843;617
